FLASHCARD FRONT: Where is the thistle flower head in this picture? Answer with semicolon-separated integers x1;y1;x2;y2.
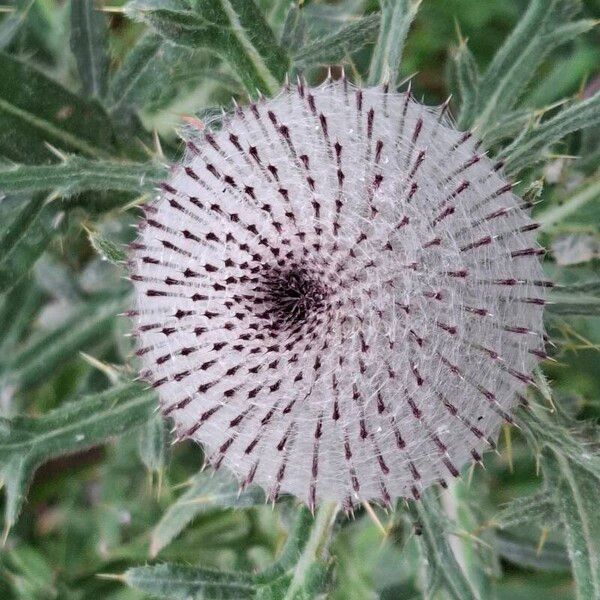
128;77;547;511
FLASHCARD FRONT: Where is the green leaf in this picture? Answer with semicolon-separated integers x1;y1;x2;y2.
0;382;156;535
0;278;42;359
70;0;109;99
6;296;125;392
109;32;240;118
446;479;499;599
256;503;337;600
0;52;120;162
126;0;289;94
0;155;166;198
280;1;306;54
0;194;60;294
150;469;264;556
293;13;380;68
86;228;127;267
409;489;481;600
137;413;167;475
482;107;541;149
109;32;164;114
475;0;592;133
519;406;600;483
134;505;337;598
501;93;600;175
0;2;30;50
449;39;480;130
493;490;558;529
546;299;600;317
122;563;257;599
538;176;600;231
368;0;421;87
545;235;600;317
3;545;58;599
495;533;570;572
554;278;600;295
543;453;600;599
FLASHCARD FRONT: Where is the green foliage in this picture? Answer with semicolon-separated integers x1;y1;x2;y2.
70;0;109;99
0;156;166;197
126;505;336;599
0;52;120;162
0;194;60;293
126;0;289;94
122;563;257;599
0;0;598;598
501;93;600;175
293;13;380;69
0;382;155;535
409;489;483;600
543;454;600;599
150;469;264;556
472;0;595;133
368;0;421;87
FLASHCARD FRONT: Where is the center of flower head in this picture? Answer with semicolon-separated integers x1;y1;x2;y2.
260;263;329;329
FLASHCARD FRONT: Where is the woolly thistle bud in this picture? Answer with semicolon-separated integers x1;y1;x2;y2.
128;76;548;512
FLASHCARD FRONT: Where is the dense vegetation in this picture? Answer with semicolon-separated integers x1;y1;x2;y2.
0;1;599;598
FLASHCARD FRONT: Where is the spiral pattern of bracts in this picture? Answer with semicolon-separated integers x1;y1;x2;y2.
128;75;548;511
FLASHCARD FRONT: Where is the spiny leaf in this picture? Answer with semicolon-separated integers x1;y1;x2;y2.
86;228;127;267
70;0;109;99
545;251;600;316
109;32;240;118
5;296;125;392
543;453;600;599
409;489;481;600
554;278;600;295
0;156;166;198
0;194;61;294
122;563;257;599
126;0;289;95
130;505;336;598
449;39;480;130
519;406;600;483
0;2;30;50
495;533;570;572
538;176;600;231
137;413;167;475
256;503;337;600
293;13;380;68
546;298;600;317
474;0;590;132
0;382;156;535
150;469;264;556
0;278;42;360
501;92;600;175
254;507;316;585
367;0;421;87
446;479;499;599
493;490;558;529
280;2;306;55
0;52;120;162
109;32;164;114
482;107;539;148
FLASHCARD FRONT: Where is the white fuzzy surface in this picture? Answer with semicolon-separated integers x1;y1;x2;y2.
129;80;547;509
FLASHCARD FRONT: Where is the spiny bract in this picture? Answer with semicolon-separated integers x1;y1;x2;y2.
128;76;547;511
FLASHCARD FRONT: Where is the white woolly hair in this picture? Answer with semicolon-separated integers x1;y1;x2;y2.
128;76;548;512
